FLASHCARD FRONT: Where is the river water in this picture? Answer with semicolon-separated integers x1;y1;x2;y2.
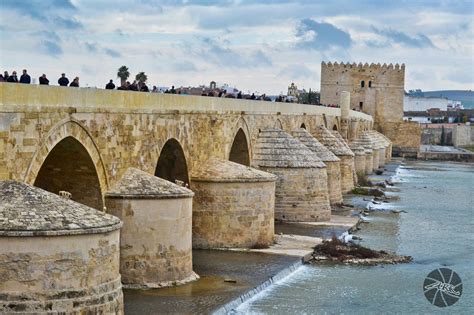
236;161;474;314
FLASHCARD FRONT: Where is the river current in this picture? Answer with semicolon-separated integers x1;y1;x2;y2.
236;161;474;314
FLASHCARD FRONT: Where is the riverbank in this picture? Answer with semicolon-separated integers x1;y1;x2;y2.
235;160;473;314
123;161;404;314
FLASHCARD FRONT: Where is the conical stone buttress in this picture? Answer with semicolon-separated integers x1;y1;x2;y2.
291;128;343;205
253;129;331;222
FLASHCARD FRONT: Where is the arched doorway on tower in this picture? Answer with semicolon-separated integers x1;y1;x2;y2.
34;136;103;210
229;128;250;166
155;138;190;186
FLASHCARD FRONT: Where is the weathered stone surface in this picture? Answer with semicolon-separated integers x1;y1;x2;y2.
348;139;367;175
312;126;355;193
105;169;196;288
363;131;386;167
0;182;123;314
252;129;326;169
192;180;276;248
105;167;193;199
290;129;340;162
253;129;331;222
312;126;354;157
0;232;123;314
191;158;275;248
0;181;121;236
291;129;343;205
191;158;277;183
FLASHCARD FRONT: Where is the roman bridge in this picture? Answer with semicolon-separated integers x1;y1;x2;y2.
0;83;372;210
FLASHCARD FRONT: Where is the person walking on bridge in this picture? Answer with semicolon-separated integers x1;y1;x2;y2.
105;79;115;90
58;73;69;86
69;77;79;87
39;74;49;85
19;69;31;84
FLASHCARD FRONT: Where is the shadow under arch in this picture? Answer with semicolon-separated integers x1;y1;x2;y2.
34;136;104;210
25;119;108;210
332;124;338;130
229;128;250;166
300;123;307;130
155;138;190;185
274;119;283;129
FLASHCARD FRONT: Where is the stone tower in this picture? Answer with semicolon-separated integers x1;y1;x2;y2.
320;62;405;129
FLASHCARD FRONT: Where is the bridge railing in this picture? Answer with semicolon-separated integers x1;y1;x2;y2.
0;83;373;121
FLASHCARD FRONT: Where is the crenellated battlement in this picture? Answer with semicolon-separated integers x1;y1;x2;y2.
321;61;405;72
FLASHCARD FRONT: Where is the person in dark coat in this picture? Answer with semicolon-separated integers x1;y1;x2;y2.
69;77;79;87
140;84;149;92
105;80;115;90
0;74;4;82
7;71;18;82
170;85;176;94
19;69;31;84
58;73;69;86
39;74;49;85
3;71;8;80
129;81;138;91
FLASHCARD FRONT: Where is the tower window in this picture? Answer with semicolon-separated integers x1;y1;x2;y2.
360;80;365;88
359;102;363;110
368;81;372;87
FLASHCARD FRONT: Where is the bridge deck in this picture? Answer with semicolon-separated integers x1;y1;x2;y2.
0;83;372;121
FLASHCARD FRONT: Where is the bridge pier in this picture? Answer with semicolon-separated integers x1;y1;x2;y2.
291;128;343;206
104;168;197;288
191;158;276;249
313;126;356;193
253;129;331;222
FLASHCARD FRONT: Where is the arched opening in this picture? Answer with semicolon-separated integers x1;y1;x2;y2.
229;128;250;166
300;123;307;129
274;119;283;129
155;138;189;185
360;80;365;88
368;81;372;88
333;124;338;131
34;136;103;210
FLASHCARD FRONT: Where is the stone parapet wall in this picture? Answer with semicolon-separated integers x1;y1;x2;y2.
378;121;421;155
452;124;473;147
0;231;123;314
192;181;275;248
263;167;331;222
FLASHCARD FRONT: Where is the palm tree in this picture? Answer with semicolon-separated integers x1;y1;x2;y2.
117;66;130;86
135;72;148;89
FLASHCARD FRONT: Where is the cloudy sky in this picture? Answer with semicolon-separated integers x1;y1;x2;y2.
1;0;473;94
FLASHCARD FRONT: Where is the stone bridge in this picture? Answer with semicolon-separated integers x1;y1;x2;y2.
0;83;372;210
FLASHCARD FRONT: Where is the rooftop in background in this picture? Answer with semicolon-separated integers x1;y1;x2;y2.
406;90;474;109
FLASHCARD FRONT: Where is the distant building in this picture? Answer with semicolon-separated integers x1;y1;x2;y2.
404;95;449;111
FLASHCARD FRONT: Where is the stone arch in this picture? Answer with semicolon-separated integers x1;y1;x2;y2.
229;128;251;166
274;119;284;129
25;119;108;210
332;124;338;130
155;138;190;185
300;123;307;130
